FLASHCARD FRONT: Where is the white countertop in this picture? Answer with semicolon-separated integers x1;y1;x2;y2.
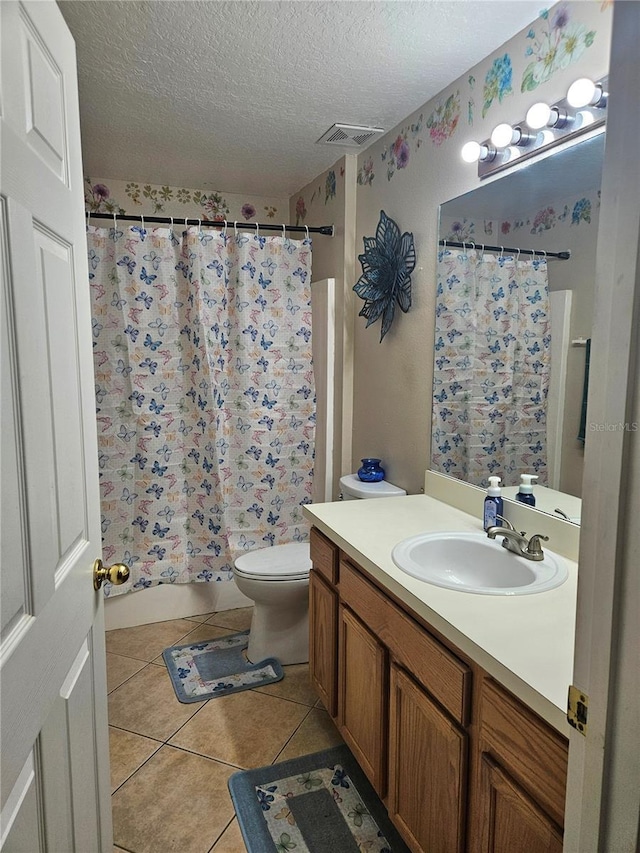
303;494;577;734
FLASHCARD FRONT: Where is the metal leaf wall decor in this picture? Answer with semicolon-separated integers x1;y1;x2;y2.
353;210;416;342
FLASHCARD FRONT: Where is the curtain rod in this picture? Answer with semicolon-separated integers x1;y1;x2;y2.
439;239;570;260
87;212;333;236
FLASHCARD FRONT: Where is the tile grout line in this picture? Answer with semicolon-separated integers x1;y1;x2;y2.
270;703;317;764
107;659;159;695
110;742;163;798
206;815;239;853
107;723;164;743
159;741;247;772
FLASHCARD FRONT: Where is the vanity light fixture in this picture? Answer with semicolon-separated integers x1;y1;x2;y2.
462;75;608;179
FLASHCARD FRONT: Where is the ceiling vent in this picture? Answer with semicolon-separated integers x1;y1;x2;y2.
316;123;384;148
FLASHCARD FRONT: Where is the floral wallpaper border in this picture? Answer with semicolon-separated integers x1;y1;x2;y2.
294;161;345;225
85;177;286;223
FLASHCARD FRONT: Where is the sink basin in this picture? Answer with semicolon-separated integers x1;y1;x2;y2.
391;531;568;595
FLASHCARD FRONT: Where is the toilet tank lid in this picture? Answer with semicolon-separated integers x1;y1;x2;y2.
234;542;312;577
339;474;407;499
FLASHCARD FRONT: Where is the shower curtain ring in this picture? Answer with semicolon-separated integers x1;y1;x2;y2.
255;222;260;238
499;246;504;257
516;248;521;262
282;223;286;240
304;225;309;241
140;214;144;230
234;220;238;236
223;219;228;237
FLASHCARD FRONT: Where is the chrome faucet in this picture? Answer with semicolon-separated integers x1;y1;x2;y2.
486;515;549;561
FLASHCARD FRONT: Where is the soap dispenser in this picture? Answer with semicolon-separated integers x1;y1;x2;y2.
516;474;538;507
483;476;503;531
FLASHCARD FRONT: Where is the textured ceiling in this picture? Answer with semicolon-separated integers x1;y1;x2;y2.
59;0;543;197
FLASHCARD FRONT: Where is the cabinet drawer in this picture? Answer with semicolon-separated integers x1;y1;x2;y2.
339;559;471;726
310;527;338;585
479;678;568;828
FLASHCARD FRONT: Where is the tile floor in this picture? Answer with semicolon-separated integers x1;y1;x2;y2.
107;607;344;853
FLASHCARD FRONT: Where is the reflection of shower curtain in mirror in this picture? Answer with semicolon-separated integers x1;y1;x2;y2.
431;247;550;487
88;225;314;596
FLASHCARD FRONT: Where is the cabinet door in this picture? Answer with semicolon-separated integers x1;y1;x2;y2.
309;569;338;716
477;755;563;853
388;664;467;853
338;605;387;796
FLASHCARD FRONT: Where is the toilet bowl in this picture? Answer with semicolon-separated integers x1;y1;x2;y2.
233;475;406;665
233;543;312;665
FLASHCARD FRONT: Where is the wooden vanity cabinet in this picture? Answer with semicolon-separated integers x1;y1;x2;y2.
307;527;568;853
339;557;469;853
309;528;339;717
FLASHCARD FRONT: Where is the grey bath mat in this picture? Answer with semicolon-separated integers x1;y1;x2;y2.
162;630;283;703
228;744;410;852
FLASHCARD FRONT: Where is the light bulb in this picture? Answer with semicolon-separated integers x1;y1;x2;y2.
461;141;482;163
526;102;552;130
567;78;604;108
491;123;516;148
461;141;495;163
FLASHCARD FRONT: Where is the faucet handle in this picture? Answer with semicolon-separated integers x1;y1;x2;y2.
526;533;550;559
496;515;516;532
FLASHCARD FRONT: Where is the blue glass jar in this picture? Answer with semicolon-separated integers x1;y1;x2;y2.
357;458;385;482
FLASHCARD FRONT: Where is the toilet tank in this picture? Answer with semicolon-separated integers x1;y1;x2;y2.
339;473;407;500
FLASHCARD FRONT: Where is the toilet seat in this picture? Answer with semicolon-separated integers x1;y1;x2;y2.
233;542;311;582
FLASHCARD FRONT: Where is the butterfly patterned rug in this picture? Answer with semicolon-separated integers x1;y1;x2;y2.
162;631;283;703
228;745;410;853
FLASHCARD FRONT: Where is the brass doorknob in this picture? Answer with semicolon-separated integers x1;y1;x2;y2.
93;558;130;590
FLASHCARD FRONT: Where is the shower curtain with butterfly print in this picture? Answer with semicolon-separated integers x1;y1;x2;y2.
431;247;551;488
88;224;314;596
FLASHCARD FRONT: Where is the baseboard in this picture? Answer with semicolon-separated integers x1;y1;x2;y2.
104;580;253;630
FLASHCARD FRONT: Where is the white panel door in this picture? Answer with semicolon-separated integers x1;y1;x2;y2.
0;2;112;850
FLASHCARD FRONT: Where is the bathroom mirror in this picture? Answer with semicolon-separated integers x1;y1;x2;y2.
431;129;606;525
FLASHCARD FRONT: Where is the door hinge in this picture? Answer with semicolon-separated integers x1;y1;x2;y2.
567;685;588;735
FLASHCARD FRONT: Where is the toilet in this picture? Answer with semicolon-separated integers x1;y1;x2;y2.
232;473;406;665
